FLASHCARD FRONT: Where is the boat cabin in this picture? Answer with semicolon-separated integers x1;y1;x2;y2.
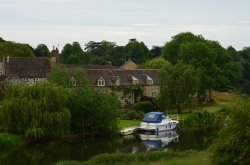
142;112;166;123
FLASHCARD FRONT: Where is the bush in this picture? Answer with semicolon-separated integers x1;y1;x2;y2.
69;87;120;137
135;101;154;113
211;99;250;165
124;111;144;120
0;133;21;149
184;110;214;129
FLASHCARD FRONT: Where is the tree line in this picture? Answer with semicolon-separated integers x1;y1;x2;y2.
2;32;250;103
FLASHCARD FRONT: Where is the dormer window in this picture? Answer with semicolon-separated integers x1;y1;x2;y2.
69;77;77;87
97;77;105;86
132;76;139;85
146;75;153;85
116;77;120;86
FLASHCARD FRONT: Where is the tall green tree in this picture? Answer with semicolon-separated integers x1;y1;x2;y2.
60;42;89;64
140;57;170;69
35;44;50;57
0;82;71;139
238;47;250;94
69;87;120;136
158;63;200;113
0;41;35;60
85;40;122;65
124;39;152;64
162;32;237;100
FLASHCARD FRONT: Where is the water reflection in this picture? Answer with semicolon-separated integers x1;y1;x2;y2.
0;128;214;165
139;130;179;151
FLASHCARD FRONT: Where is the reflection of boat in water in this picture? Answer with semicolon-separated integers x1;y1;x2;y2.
139;130;179;151
138;112;179;132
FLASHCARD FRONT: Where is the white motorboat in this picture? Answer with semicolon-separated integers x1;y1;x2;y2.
138;112;179;132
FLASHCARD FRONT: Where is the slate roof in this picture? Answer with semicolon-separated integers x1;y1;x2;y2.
4;57;51;78
84;69;160;87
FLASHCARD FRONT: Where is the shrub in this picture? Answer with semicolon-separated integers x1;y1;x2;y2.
135;101;154;113
69;87;120;137
0;133;21;149
210;99;250;165
123;111;144;120
184;110;214;129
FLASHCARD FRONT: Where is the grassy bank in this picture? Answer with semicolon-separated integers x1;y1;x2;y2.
56;150;212;165
118;120;141;130
0;133;22;148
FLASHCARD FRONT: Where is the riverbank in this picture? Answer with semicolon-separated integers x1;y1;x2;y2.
56;150;212;165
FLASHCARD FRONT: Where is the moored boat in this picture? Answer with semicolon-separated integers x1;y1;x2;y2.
138;112;179;132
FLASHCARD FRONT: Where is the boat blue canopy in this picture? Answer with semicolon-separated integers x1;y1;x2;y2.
142;112;165;123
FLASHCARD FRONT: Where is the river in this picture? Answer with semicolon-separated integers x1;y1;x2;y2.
0;128;214;165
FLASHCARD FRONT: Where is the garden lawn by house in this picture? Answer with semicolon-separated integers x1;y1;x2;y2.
118;120;141;130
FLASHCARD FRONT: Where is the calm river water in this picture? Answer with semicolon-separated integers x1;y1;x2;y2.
0;128;214;165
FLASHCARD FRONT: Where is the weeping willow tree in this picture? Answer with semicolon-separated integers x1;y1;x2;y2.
0;82;71;139
157;63;200;113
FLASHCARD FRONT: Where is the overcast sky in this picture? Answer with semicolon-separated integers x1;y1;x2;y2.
0;0;250;50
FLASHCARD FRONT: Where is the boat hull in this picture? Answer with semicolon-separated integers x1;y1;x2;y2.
138;122;178;133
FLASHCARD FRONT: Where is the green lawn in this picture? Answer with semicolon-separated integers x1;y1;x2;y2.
126;151;212;165
56;150;212;165
118;119;141;130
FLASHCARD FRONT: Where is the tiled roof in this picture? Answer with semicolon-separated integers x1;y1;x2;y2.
84;69;160;86
4;57;51;78
66;64;120;69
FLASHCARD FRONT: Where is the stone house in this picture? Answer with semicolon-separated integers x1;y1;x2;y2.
81;60;160;107
0;56;51;84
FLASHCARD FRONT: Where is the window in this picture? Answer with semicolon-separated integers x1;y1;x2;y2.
116;78;120;86
22;78;28;82
69;77;77;87
146;75;153;85
132;76;139;84
152;91;157;97
97;77;105;86
33;78;39;82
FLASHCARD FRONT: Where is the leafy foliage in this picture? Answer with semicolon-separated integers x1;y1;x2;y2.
158;63;200;113
124;39;152;64
135;101;154;113
34;44;50;57
0;82;71;139
48;65;120;136
69;87;120;136
0;40;35;60
60;42;90;64
140;57;171;69
184;111;215;129
47;65;88;88
211;99;250;165
162;32;240;96
0;133;21;149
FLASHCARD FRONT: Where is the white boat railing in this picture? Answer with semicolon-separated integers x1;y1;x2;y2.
168;114;179;121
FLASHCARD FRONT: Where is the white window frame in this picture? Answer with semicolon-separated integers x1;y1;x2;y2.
116;78;120;86
98;78;105;86
132;76;139;85
146;75;153;85
33;78;39;82
69;77;77;87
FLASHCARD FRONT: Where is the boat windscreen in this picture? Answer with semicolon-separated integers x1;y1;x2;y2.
143;113;163;123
